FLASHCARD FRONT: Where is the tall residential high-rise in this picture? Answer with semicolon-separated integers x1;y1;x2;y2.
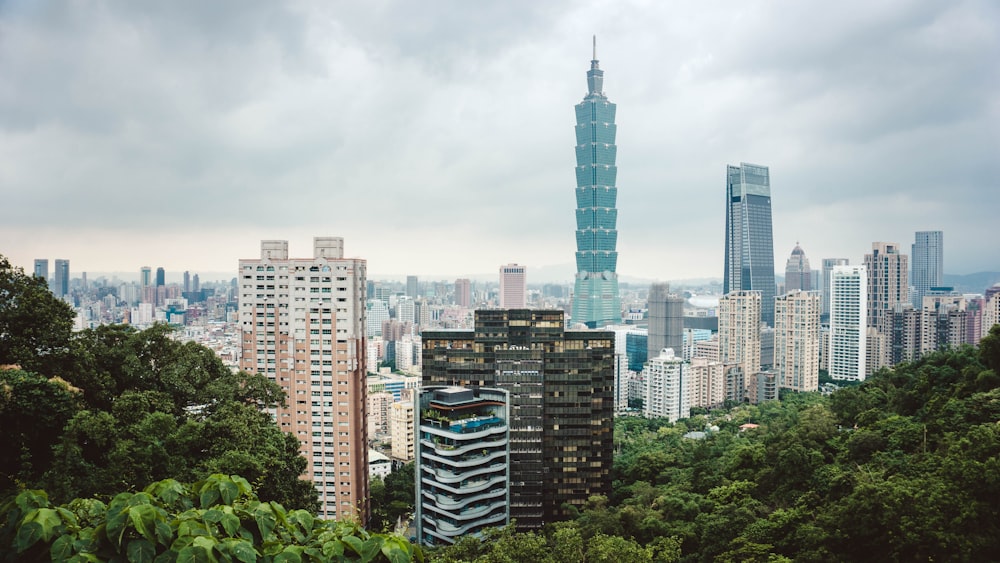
454;278;472;308
864;242;908;371
422;309;614;530
724;163;775;327
155;267;165;287
499;264;527;309
642;348;689;422
647;283;684;360
396;296;415;325
821;258;849;318
983;284;1000;339
183;271;191;293
718;291;762;387
774;290;821;392
783;244;812;292
33;259;49;282
572;38;621;328
53;259;70;297
191;274;200;293
238;238;368;521
911;231;943;307
415;386;510;546
140;266;152;288
406;275;419;299
829;265;868;381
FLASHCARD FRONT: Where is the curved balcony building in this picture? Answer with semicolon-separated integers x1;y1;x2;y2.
415;386;509;547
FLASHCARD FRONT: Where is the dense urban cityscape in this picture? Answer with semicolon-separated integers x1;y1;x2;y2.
3;2;998;561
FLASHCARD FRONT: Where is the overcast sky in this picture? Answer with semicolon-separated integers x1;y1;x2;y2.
2;0;997;283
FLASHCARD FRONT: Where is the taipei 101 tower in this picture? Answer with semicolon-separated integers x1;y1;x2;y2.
572;37;621;328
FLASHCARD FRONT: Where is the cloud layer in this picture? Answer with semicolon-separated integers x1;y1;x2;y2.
2;0;997;281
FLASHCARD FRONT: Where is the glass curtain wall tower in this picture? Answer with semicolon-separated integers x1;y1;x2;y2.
572;38;621;328
724;163;776;327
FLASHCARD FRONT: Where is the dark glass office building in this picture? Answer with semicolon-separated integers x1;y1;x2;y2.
724;163;775;327
572;41;621;328
421;309;615;530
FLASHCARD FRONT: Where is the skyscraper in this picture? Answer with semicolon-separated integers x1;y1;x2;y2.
642;348;689;422
774;290;821;392
140;266;152;288
406;275;419;299
724;163;775;327
33;259;49;282
784;244;812;292
238;238;368;521
499;264;527;309
864;242;908;372
572;38;621;328
647;283;684;360
422;309;614;530
829;265;868;381
454;278;472;308
718;291;762;390
183;271;191;293
821;258;849;319
155;267;165;287
53;259;70;297
911;231;943;307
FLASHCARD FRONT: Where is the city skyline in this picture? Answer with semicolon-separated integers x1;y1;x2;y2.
2;2;998;279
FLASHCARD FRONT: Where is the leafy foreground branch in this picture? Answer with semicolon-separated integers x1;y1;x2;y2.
0;474;422;563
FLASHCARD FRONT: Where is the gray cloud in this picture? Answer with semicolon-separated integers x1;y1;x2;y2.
1;0;997;281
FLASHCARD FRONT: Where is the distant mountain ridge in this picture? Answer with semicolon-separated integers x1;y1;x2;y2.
942;272;1000;293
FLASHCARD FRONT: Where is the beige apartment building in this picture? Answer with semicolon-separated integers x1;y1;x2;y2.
774;290;821;392
389;397;415;462
719;290;762;390
864;242;908;371
239;238;368;521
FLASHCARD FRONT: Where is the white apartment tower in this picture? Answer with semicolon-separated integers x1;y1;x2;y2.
718;290;762;388
238;238;368;521
499;263;527;309
774;290;821;392
642;348;690;422
829;265;868;381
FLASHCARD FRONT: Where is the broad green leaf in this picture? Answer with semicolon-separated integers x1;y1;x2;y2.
253;507;276;541
360;536;385;563
128;538;157;563
218;480;239;505
14;521;43;553
200;488;220;509
273;550;302;563
15;490;49;512
155;520;174;546
202;509;224;524
33;507;63;541
224;539;258;563
341;535;364;555
220;513;241;537
50;534;76;560
322;539;345;558
130;503;160;543
192;535;218;551
106;505;130;547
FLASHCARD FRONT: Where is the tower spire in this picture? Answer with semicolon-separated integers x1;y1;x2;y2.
593;35;597;61
586;36;604;95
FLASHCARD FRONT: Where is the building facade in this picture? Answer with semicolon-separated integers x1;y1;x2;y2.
422;309;614;529
864;242;908;371
33;259;49;282
642;348;690;422
454;278;472;308
829;265;868;381
724;163;776;327
498;264;527;309
238;238;368;521
415;386;509;546
647;283;684;360
51;259;69;297
821;258;849;319
784;244;812;292
718;290;762;390
911;231;943;308
774;291;821;392
572;42;622;328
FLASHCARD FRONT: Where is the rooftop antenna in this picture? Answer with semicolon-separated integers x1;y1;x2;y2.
593;35;597;60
